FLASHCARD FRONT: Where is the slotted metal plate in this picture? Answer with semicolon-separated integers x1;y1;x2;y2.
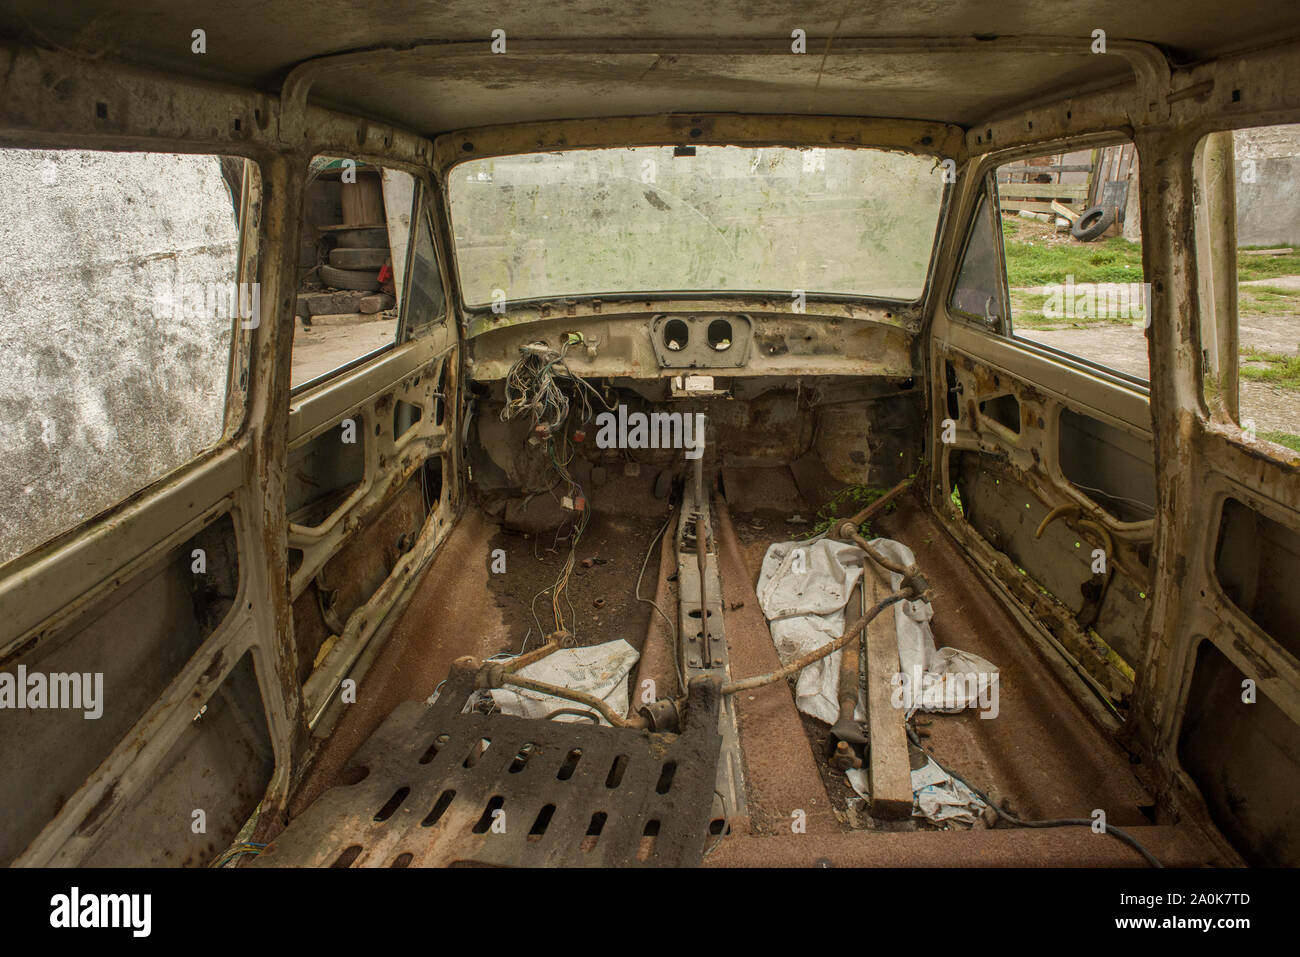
256;668;722;867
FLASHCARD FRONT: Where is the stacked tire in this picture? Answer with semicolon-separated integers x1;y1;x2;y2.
320;226;389;291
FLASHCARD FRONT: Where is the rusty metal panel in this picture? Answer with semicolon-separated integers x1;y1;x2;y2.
257;671;722;867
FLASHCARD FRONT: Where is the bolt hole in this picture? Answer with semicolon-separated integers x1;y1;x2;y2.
508;743;534;773
463;737;491;768
419;734;448;765
581;811;608;852
655;761;677;795
421;789;456;827
374;786;410;822
331;845;363;867
557;748;582;781
605;754;629;789
528;804;556;840
471;796;505;834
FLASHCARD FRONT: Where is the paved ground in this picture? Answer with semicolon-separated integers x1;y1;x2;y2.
291;315;398;388
1013;279;1300;437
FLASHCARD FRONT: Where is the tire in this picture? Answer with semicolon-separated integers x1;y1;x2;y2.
319;264;380;291
334;226;388;248
1071;204;1116;242
329;247;388;270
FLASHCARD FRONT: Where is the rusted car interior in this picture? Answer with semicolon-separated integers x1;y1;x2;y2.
2;4;1298;871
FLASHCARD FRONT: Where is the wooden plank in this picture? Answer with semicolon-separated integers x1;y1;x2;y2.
864;575;913;819
341;175;384;226
999;200;1060;215
1001;163;1093;174
1086;148;1099;207
1051;200;1080;223
997;182;1088;198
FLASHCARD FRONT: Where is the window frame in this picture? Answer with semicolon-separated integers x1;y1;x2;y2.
396;191;449;344
445;143;955;320
945;134;1152;397
0;146;264;571
1191;121;1300;460
290;164;450;398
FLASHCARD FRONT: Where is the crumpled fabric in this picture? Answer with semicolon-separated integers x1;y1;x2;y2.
845;759;989;827
910;757;988;826
756;536;999;724
440;640;640;726
757;537;868;723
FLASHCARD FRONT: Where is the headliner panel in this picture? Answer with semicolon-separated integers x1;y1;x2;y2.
1;1;1298;133
311;50;1125;131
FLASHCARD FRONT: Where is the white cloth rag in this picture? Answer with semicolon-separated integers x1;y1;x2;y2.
756;536;999;724
466;640;640;726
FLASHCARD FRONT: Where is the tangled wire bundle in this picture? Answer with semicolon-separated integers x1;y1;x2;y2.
499;338;614;644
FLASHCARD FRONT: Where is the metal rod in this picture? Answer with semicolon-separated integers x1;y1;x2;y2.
721;588;912;696
499;672;645;728
697;511;712;668
502;639;559;673
835;580;864;729
693;414;712;667
836;477;912;539
849;531;912;578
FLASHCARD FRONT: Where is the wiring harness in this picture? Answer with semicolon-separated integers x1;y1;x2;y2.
500;336;614;644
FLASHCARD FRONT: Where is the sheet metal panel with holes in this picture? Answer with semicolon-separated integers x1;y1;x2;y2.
255;667;723;867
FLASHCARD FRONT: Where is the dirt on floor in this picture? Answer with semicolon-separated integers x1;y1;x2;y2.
483;506;665;655
796;709;870;829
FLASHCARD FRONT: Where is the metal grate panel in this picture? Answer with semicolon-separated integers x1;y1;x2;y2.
256;669;722;867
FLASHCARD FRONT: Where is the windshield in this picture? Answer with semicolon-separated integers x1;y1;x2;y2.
449;145;946;308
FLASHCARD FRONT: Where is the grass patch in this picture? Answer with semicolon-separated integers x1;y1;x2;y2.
1259;429;1300;453
1008;289;1141;329
1237;249;1300;283
1004;235;1144;287
1237;284;1300;317
1239;347;1300;390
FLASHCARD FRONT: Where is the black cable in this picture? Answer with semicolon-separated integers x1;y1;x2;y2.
905;727;1163;868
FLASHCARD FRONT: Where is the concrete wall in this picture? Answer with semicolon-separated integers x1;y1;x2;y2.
1234;125;1300;247
0;149;239;565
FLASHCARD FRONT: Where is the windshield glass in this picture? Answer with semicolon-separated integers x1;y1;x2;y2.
449;145;946;308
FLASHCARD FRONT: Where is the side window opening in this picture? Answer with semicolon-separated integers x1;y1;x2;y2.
291;158;419;390
399;201;447;342
1197;124;1300;458
953;142;1148;384
949;187;1007;332
0;149;258;568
